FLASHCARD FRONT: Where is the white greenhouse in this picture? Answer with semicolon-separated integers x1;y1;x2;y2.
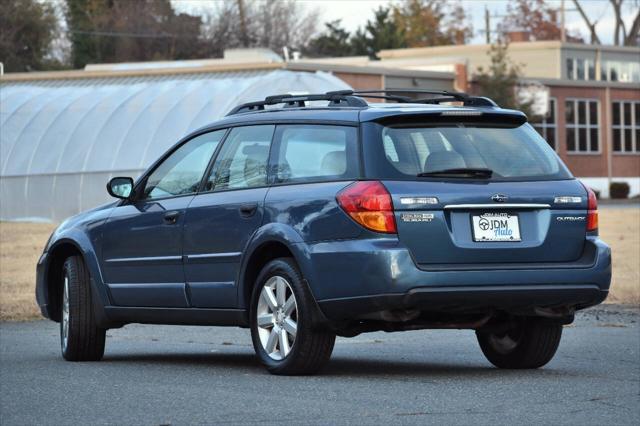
0;69;350;222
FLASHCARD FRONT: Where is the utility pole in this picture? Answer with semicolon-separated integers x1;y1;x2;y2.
485;6;491;44
560;0;566;42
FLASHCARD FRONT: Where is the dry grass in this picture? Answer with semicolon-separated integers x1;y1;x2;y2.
599;208;640;304
0;222;56;321
1;208;638;321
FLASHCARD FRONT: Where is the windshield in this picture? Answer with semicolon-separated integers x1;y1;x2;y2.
363;122;572;181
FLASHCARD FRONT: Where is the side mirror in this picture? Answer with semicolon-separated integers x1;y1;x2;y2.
107;177;134;199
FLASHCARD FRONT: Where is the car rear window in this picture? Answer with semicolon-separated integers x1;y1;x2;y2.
363;122;572;181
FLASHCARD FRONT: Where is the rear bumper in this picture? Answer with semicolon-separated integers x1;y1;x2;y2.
298;237;611;321
318;284;607;320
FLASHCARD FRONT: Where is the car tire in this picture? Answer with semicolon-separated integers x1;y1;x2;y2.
476;317;562;369
60;255;106;361
250;257;335;375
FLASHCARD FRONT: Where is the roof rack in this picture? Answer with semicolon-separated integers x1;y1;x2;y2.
226;89;498;116
227;92;367;115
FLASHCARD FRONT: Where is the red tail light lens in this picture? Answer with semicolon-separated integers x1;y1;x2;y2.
336;181;397;234
583;183;598;232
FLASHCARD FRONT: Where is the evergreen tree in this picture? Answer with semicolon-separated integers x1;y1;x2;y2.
304;20;354;57
364;6;406;58
65;0;204;68
349;28;370;57
305;7;405;59
0;0;60;72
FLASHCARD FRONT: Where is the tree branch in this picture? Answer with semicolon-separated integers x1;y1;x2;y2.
572;0;601;44
609;0;622;45
625;8;640;45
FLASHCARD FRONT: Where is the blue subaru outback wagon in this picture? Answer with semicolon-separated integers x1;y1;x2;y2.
36;90;611;375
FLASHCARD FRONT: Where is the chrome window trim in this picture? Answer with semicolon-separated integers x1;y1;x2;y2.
444;203;551;210
184;252;242;260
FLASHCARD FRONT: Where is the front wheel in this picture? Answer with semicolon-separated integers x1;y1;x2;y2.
60;255;106;361
250;258;335;375
476;317;562;369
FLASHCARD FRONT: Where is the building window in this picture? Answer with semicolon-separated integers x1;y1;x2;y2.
587;60;595;80
566;58;574;79
612;101;640;153
532;98;557;149
566;99;599;153
566;58;596;80
603;61;640;83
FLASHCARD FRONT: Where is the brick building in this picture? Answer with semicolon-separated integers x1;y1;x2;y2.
303;41;640;197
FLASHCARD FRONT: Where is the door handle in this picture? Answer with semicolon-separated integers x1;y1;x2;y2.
163;210;180;224
239;203;258;217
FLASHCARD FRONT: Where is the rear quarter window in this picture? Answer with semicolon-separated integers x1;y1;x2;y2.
364;122;572;181
272;125;359;184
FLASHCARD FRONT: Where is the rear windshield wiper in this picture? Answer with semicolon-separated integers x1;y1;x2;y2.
417;168;493;178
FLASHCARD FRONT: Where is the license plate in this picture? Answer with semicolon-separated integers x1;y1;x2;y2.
472;213;521;242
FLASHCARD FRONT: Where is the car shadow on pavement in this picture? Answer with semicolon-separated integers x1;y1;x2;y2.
322;357;557;378
99;351;564;378
102;352;264;370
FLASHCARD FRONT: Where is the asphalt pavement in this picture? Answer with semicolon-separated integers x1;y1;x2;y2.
1;305;638;425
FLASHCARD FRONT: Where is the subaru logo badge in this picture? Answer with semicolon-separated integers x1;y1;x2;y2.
491;194;508;203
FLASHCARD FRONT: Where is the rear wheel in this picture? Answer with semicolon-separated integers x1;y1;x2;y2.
60;255;106;361
250;258;335;375
476;317;562;369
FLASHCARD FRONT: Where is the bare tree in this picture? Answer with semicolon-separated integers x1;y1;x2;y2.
254;0;319;53
201;0;319;57
201;1;240;57
236;0;251;48
610;0;626;45
624;2;640;45
573;0;639;46
572;0;601;44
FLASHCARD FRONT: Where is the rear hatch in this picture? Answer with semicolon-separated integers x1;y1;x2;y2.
361;114;589;267
385;179;587;266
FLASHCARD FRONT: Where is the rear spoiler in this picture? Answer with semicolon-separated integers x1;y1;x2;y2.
369;110;528;127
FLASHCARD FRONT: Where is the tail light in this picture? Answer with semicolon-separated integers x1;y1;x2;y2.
581;182;598;232
336;181;397;234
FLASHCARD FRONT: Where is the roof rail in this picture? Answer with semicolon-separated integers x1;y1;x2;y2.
226;92;367;115
352;89;498;107
226;89;497;116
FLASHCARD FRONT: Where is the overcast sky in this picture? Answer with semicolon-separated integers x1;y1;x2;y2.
173;0;639;46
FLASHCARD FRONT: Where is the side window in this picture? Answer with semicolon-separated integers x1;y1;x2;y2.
273;125;358;183
143;130;225;200
205;125;275;191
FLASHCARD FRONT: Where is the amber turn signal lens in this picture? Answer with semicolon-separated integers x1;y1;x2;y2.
581;182;598;232
336;181;397;234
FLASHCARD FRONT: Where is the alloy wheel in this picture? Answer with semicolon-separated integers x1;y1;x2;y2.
256;276;298;360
